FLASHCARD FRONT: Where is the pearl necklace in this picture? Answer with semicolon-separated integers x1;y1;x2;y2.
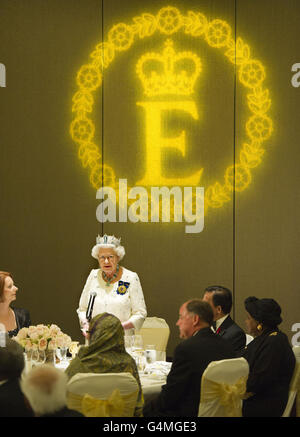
102;264;119;286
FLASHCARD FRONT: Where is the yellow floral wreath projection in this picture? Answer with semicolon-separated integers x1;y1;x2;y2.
70;6;273;216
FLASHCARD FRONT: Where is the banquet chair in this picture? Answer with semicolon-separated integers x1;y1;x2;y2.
282;346;300;417
198;357;249;417
136;317;170;361
66;372;139;417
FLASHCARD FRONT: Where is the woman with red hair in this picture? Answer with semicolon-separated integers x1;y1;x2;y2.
0;271;31;337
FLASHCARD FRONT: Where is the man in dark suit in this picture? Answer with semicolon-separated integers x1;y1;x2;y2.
0;335;34;417
143;299;235;417
203;285;246;353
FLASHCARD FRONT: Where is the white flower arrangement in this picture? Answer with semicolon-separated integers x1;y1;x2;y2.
13;324;72;351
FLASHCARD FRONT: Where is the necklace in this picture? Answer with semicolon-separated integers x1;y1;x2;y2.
102;264;119;286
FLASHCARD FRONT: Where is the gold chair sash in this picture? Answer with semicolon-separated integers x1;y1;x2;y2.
67;389;138;417
200;376;247;417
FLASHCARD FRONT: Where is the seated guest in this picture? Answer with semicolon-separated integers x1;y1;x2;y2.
65;313;143;417
0;336;34;417
242;296;296;417
0;271;31;338
203;285;246;353
143;299;235;417
20;364;84;417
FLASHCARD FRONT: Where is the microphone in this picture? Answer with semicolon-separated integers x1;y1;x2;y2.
86;291;97;322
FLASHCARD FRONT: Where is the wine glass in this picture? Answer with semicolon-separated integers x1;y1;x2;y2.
56;347;68;363
132;335;144;352
134;353;146;372
131;335;145;372
38;350;46;365
24;349;33;372
24;349;32;362
31;349;45;367
31;350;39;367
124;335;133;353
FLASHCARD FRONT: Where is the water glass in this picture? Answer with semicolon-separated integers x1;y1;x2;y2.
56;347;68;362
145;345;157;364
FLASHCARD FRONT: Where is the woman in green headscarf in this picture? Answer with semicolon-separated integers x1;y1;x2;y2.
66;313;143;417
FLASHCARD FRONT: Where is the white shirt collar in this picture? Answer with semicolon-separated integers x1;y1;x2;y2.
215;314;230;330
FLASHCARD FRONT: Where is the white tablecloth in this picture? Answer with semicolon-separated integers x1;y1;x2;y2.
54;359;170;404
139;373;166;402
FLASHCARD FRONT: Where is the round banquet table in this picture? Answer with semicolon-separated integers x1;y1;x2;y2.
138;372;166;402
55;360;167;403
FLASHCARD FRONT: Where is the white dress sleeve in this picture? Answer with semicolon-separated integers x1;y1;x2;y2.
76;269;95;326
127;272;147;331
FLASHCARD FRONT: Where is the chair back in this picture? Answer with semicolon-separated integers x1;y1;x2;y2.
198;357;249;417
282;346;300;417
136;317;170;361
66;372;139;417
293;346;300;362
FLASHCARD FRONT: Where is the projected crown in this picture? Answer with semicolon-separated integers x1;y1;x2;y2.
136;39;201;97
96;234;121;247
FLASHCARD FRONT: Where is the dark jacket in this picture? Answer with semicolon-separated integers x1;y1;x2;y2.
242;328;296;417
143;327;235;417
216;315;246;354
8;307;31;338
0;378;34;417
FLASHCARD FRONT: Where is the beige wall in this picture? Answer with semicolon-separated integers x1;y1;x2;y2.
1;0;299;356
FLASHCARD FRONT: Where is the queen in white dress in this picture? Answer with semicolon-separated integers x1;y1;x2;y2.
77;235;147;336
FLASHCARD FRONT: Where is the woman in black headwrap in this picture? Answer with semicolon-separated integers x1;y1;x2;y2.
242;297;295;417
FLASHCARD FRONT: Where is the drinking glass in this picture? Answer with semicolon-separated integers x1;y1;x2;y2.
31;350;39;367
24;349;33;372
135;354;146;372
124;335;133;353
56;347;68;363
24;349;32;362
132;335;144;352
38;350;46;365
31;349;46;367
145;345;156;364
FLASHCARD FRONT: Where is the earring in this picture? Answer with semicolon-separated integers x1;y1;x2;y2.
257;323;262;331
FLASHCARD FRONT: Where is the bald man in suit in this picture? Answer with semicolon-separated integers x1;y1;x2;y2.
143;299;235;417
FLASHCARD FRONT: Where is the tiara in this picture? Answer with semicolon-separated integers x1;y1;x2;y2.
96;234;121;247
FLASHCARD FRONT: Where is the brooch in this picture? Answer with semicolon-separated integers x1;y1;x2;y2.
116;280;130;295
